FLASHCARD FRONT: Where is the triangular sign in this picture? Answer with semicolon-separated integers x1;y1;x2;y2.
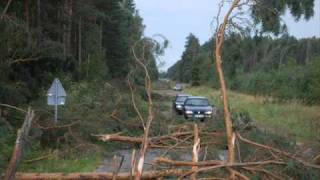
47;78;66;97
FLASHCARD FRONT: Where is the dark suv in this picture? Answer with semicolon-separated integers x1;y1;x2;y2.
173;94;190;114
183;96;213;121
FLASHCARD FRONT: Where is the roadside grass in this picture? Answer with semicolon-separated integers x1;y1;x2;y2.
20;150;102;173
186;86;320;141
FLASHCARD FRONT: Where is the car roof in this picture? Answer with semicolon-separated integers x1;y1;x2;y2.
186;96;207;99
176;94;190;97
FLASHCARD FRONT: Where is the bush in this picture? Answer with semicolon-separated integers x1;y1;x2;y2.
234;58;320;104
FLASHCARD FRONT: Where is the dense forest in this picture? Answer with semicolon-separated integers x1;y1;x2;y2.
168;33;320;104
0;0;159;106
0;0;162;172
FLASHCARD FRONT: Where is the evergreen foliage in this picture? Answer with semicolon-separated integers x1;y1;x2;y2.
168;33;320;104
251;0;315;34
0;0;159;105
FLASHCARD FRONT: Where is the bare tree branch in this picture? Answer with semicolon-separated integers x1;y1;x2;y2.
236;132;320;169
1;0;13;20
127;73;146;129
0;103;27;113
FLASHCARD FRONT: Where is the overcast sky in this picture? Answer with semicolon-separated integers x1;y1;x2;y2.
135;0;320;71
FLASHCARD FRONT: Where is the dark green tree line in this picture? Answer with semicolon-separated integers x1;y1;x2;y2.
168;33;320;104
0;0;159;105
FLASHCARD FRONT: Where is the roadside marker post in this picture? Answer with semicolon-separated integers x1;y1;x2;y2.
47;78;67;123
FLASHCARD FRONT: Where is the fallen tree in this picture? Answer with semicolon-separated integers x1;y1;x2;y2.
93;130;223;149
15;169;189;180
4;109;35;180
155;157;285;167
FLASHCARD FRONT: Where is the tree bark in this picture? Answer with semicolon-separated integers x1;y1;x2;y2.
4;132;23;180
155;157;284;167
24;0;31;48
86;54;90;78
67;0;73;54
4;109;35;180
37;0;41;47
214;0;241;179
63;0;73;56
78;16;82;75
15;169;188;180
191;124;200;180
94;131;222;147
100;21;103;53
132;44;155;180
63;0;68;56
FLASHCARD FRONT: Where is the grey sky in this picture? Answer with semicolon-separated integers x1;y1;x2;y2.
135;0;320;71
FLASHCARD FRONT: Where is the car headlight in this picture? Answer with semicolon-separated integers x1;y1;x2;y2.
176;105;182;108
185;110;193;114
205;111;212;115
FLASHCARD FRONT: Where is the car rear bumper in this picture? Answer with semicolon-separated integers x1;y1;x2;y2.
185;114;211;119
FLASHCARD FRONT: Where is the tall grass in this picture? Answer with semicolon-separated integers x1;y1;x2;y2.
186;86;320;141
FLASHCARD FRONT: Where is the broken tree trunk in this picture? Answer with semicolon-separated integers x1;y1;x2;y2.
15;169;189;180
155;157;284;168
214;0;241;179
131;41;156;180
214;0;241;174
155;157;222;167
4;109;35;180
93;131;222;148
191;124;200;180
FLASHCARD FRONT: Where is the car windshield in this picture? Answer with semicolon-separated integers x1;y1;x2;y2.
185;99;209;106
176;96;188;102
